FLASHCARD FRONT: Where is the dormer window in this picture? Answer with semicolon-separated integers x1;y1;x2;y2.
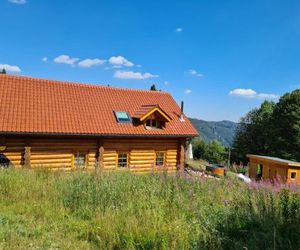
114;111;131;123
152;119;157;127
145;118;165;129
146;118;158;128
146;119;151;127
133;104;171;130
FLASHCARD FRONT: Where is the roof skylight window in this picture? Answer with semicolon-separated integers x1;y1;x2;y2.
114;111;131;123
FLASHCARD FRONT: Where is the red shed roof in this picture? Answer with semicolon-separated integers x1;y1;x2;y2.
0;75;198;137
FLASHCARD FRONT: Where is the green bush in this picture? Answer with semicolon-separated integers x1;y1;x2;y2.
193;138;227;163
0;169;299;249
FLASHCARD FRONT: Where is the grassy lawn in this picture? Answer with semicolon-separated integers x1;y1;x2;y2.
0;169;299;249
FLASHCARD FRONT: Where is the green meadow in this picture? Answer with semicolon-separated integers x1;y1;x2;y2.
0;169;299;249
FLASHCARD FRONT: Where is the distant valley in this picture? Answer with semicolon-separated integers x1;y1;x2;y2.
189;118;238;147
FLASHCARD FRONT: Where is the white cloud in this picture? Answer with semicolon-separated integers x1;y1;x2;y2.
114;70;159;80
184;89;192;94
54;55;79;66
136;64;142;68
0;64;21;73
78;58;105;68
8;0;26;4
164;81;170;85
229;88;279;100
176;27;183;32
187;69;203;77
42;57;48;62
108;56;134;67
229;88;256;98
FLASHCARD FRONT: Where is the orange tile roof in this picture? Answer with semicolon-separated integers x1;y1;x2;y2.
0;75;198;137
133;104;170;120
133;104;159;118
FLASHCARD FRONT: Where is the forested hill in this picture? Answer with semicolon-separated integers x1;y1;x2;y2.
189;118;238;147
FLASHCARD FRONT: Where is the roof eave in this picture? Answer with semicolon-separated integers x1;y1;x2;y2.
288;163;300;167
0;131;198;138
247;154;300;167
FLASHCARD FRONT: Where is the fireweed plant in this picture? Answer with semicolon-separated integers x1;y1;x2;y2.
0;168;299;249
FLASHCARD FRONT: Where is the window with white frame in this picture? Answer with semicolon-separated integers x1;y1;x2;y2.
118;153;128;168
156;151;165;166
74;152;86;168
145;118;163;129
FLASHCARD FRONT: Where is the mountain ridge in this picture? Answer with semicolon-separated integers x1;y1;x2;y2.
189;118;238;147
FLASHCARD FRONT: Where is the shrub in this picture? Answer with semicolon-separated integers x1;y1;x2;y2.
193;138;227;163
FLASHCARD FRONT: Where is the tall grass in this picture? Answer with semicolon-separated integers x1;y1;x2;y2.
0;169;299;249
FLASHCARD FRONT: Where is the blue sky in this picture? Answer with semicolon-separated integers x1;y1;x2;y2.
1;0;300;121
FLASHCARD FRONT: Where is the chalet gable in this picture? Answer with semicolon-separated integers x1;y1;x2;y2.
133;104;171;121
132;104;172;129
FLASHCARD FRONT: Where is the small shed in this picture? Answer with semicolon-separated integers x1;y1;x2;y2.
247;154;300;185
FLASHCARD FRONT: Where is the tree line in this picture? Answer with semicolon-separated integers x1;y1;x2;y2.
192;88;300;165
232;89;300;163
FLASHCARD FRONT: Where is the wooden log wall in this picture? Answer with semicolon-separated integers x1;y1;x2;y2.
103;138;179;173
1;137;98;170
1;137;24;167
0;136;183;173
30;138;98;170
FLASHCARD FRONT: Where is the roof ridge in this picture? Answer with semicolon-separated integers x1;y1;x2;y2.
0;74;170;95
140;104;159;107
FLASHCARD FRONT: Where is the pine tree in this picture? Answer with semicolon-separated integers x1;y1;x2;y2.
150;84;157;91
0;68;6;74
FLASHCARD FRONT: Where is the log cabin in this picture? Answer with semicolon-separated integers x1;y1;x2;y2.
247;154;300;185
0;75;198;173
